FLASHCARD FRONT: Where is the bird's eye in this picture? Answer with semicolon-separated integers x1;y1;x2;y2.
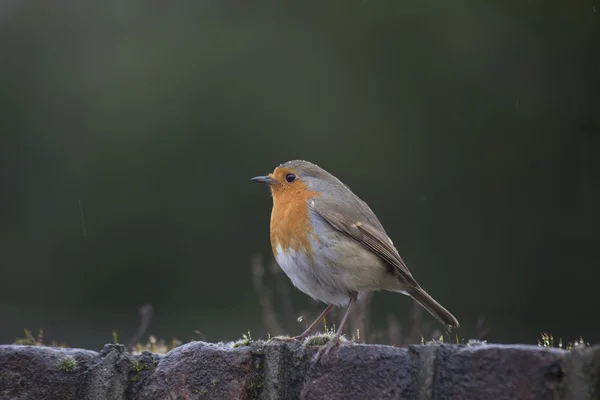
285;173;296;183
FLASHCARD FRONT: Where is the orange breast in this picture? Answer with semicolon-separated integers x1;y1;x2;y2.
270;184;321;255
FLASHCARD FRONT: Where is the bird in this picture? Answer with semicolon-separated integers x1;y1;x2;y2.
251;160;459;356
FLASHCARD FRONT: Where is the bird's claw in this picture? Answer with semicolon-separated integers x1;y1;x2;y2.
269;335;303;343
313;336;341;363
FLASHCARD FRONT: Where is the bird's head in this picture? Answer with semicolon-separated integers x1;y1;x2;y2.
251;160;341;198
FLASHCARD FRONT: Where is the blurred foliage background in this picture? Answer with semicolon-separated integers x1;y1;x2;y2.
1;0;599;350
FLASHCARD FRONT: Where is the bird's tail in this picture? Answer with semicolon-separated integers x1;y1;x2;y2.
408;286;460;331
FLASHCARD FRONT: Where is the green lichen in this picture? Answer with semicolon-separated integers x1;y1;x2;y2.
128;359;153;384
246;374;264;399
56;356;76;372
130;360;148;373
245;349;265;399
212;377;219;386
304;332;339;347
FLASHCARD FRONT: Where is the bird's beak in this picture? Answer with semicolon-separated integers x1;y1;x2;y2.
251;175;277;185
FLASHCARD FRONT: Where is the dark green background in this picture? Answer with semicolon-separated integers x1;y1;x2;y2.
1;0;599;350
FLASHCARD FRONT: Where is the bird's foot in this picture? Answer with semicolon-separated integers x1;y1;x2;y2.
269;335;304;343
313;335;342;363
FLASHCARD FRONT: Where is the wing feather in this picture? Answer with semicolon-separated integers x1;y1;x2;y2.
309;198;418;287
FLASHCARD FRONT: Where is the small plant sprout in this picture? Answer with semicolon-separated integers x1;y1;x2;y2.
232;331;252;348
567;336;589;350
14;329;44;346
132;335;182;354
14;328;67;348
537;333;589;350
538;333;554;348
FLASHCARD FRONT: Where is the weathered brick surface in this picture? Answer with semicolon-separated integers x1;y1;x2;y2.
0;345;96;400
562;345;600;400
136;341;255;399
426;344;565;400
299;344;414;400
0;341;597;400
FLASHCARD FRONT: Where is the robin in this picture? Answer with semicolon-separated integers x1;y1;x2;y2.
251;160;459;355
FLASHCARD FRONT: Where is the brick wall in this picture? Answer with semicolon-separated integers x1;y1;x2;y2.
0;341;597;399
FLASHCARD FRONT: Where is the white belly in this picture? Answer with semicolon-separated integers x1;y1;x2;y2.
274;244;351;306
273;233;390;307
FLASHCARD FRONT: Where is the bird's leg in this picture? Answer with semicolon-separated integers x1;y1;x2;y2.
295;303;335;339
315;293;357;360
271;304;334;342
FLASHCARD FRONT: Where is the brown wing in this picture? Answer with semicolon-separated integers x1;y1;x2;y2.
309;197;419;288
